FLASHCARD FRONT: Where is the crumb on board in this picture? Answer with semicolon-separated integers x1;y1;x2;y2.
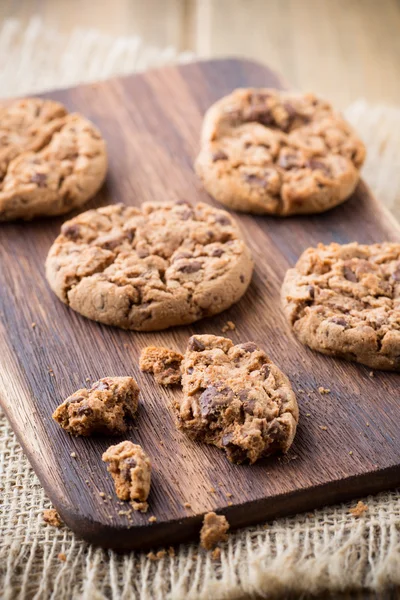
349;451;353;455
31;322;37;329
99;491;106;498
318;386;330;394
139;346;183;386
200;512;229;550
211;547;221;560
319;425;328;431
369;371;374;377
58;552;67;562
306;413;311;417
132;501;148;513
227;501;233;507
148;516;157;523
70;452;77;458
349;501;368;517
366;422;370;427
226;492;233;498
43;509;63;528
221;320;236;333
209;487;216;494
85;377;91;382
184;502;192;509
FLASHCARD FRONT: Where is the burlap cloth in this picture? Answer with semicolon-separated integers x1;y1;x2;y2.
1;18;400;600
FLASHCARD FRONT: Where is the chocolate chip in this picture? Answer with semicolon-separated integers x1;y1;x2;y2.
343;266;357;282
30;172;47;187
121;457;137;480
187;367;194;374
238;389;249;401
212;150;228;162
261;364;270;379
330;316;348;327
75;405;92;416
211;248;224;257
188;337;205;352
306;158;331;176
239;342;258;353
278;153;302;169
243;173;269;187
392;265;400;281
243;398;256;415
178;261;202;274
199;386;234;417
61;223;80;240
221;432;234;446
137;248;149;258
179;209;194;221
175;200;190;206
240;275;245;283
67;395;85;405
91;380;110;391
307;285;315;299
173;251;193;261
283;102;297;119
124;457;137;468
215;214;231;226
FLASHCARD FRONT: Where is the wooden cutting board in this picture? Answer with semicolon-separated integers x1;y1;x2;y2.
1;59;399;551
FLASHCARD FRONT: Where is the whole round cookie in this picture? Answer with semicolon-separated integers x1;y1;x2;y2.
195;88;365;215
0;98;107;220
46;201;254;331
178;334;298;463
282;242;400;370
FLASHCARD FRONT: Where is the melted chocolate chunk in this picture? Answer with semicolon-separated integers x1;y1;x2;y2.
30;172;47;187
343;266;357;282
212;149;228;162
239;342;258;353
188;337;205;352
178;261;202;274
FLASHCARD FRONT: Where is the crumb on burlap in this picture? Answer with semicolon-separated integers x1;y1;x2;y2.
349;500;368;517
139;346;183;386
43;509;63;528
147;549;166;561
200;512;229;550
58;552;67;562
318;386;330;394
221;320;236;333
148;516;157;523
168;546;175;557
211;547;221;560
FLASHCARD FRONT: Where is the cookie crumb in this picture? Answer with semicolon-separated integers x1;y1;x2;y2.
319;425;328;431
318;387;330;394
200;512;229;550
43;509;63;528
227;501;233;506
226;492;233;498
168;546;175;557
102;441;151;506
221;320;236;333
306;413;311;417
58;552;67;562
140;346;183;386
209;487;216;494
99;492;105;497
148;516;157;523
349;500;368;517
132;501;148;513
369;371;374;377
366;422;370;427
31;322;37;329
85;377;91;382
211;547;221;560
183;502;192;509
349;451;353;455
70;452;77;458
147;549;166;561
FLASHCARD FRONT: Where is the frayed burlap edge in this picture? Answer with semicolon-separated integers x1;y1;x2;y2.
1;18;400;600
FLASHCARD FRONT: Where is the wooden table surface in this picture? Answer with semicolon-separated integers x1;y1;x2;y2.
1;0;400;109
1;0;399;597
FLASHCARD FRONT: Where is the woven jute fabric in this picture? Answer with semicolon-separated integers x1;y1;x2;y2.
1;17;400;600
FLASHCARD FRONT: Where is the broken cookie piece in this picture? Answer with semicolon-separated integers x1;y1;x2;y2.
53;376;139;436
102;440;151;512
200;511;229;550
140;346;183;385
177;334;298;464
43;508;63;528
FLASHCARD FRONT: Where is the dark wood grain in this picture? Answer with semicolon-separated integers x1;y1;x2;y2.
0;58;399;551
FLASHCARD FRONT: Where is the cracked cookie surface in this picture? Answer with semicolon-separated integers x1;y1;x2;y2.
177;334;298;464
0;98;107;220
281;242;400;370
46;201;253;331
195;88;365;215
53;376;139;436
140;346;183;385
102;441;151;511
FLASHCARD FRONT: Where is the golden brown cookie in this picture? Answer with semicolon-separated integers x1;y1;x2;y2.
53;376;139;436
176;334;298;464
102;440;151;511
139;346;183;385
200;512;229;550
281;242;400;370
0;98;107;220
195;88;365;215
46;201;253;331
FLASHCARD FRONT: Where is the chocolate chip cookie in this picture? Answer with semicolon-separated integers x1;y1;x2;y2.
46;201;253;331
102;441;151;511
176;334;298;463
0;98;107;220
281;242;400;370
195;88;365;215
140;346;183;385
53;376;139;436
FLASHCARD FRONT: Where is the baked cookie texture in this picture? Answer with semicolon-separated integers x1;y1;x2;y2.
195;88;365;215
281;242;400;370
102;441;151;511
200;512;229;550
176;334;298;464
46;201;253;331
0;98;107;220
140;346;183;385
53;376;139;436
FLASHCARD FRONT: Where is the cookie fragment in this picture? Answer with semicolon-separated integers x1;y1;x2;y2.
282;242;400;370
196;88;365;215
140;346;183;385
53;376;139;436
0;98;107;220
102;441;151;511
200;512;229;550
46;201;253;331
177;334;298;464
349;500;368;517
43;508;63;528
